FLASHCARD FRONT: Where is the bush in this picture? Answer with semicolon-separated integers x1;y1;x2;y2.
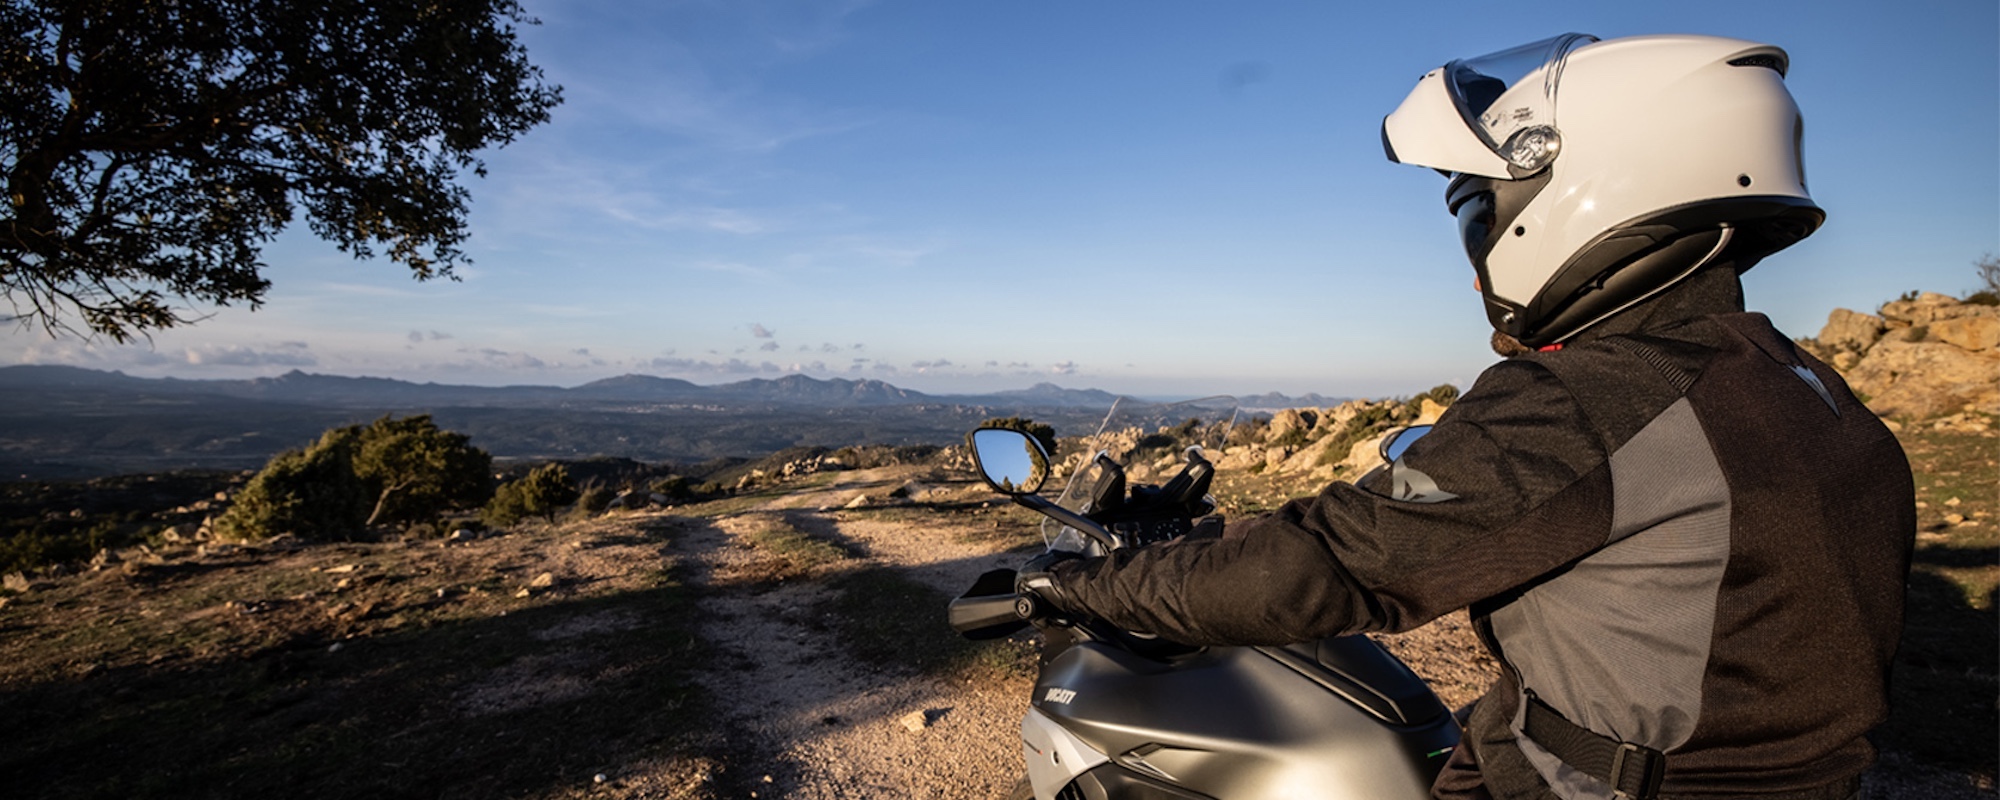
576;480;615;515
352;415;494;527
212;428;371;542
485;463;581;527
1413;383;1461;407
649;475;694;500
213;416;493;541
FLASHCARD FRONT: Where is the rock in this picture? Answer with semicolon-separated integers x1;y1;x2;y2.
898;709;931;732
446;529;478;542
529;572;556;590
1842;339;2000;418
2;571;29;592
1267;408;1320;440
1416;398;1450;425
1818;308;1886;352
1945;513;1966;525
1945;497;1962;507
89;548;121;571
324;563;359;574
844;494;871;509
1933;413;1992;433
1879;292;1968;325
1931;314;2000;352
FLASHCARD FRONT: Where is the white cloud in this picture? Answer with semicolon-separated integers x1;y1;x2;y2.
183;342;317;368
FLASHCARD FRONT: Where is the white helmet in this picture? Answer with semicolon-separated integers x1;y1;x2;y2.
1382;33;1824;347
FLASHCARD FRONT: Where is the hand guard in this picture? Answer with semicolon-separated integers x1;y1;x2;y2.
1014;549;1083;620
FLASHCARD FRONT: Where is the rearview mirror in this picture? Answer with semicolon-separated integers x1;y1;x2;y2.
1379;424;1434;463
967;427;1050;495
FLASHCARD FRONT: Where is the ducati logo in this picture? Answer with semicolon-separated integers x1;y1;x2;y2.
1043;688;1077;705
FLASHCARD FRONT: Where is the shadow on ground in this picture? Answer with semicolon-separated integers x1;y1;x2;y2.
1884;546;1999;780
0;566;717;799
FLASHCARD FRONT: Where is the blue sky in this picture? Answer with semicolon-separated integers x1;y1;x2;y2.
9;0;1996;399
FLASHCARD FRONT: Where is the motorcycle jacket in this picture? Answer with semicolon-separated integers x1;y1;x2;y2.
1046;266;1914;799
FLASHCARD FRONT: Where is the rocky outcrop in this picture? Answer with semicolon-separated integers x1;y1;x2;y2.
1801;293;2000;419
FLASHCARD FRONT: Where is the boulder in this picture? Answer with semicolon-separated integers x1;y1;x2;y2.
1842;339;2000;418
1878;292;1971;326
1929;314;2000;353
1267;408;1319;440
1818;308;1886;353
1416;398;1450;425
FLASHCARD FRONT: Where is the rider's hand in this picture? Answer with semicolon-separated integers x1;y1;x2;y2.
1015;549;1082;618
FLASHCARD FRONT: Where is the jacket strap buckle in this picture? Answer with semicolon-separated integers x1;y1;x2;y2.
1609;741;1667;800
1522;690;1668;800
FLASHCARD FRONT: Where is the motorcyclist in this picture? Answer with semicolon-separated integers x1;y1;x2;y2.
1020;33;1913;800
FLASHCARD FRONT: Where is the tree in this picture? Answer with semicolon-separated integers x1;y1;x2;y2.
0;0;560;340
485;463;580;526
1974;253;2000;304
212;426;370;541
351;415;493;527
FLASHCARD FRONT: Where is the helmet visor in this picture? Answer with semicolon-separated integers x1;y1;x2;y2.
1445;33;1596;173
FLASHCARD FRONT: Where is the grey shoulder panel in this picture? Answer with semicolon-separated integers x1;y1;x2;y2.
1493;398;1732;799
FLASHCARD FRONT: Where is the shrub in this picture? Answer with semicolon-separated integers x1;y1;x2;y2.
352;415;494;527
485;463;581;526
576;480;615;515
1316;403;1402;467
213;416;493;541
649;475;694;500
212;428;370;542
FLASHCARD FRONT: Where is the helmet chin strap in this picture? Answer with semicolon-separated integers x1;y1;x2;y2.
1549;226;1736;346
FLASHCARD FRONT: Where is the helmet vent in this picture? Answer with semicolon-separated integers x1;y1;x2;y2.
1728;54;1788;76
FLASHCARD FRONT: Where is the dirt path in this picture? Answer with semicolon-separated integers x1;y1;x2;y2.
668;469;1032;799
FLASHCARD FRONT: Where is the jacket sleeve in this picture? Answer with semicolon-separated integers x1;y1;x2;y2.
1048;358;1622;646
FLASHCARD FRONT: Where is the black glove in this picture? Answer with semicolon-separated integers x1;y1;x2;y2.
1015;549;1083;619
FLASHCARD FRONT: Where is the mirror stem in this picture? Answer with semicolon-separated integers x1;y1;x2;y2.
1010;493;1118;551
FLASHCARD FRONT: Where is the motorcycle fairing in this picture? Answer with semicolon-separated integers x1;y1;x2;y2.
1029;641;1458;799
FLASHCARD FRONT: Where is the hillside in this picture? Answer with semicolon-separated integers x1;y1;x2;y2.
0;393;1991;798
0;295;1993;798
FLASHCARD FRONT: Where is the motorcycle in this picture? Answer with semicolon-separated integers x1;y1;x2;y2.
949;398;1459;799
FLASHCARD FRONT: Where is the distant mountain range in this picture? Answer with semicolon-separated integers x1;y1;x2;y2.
0;366;1346;479
0;366;1340;410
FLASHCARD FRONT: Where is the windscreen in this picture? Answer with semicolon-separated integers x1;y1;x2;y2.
1043;396;1239;553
